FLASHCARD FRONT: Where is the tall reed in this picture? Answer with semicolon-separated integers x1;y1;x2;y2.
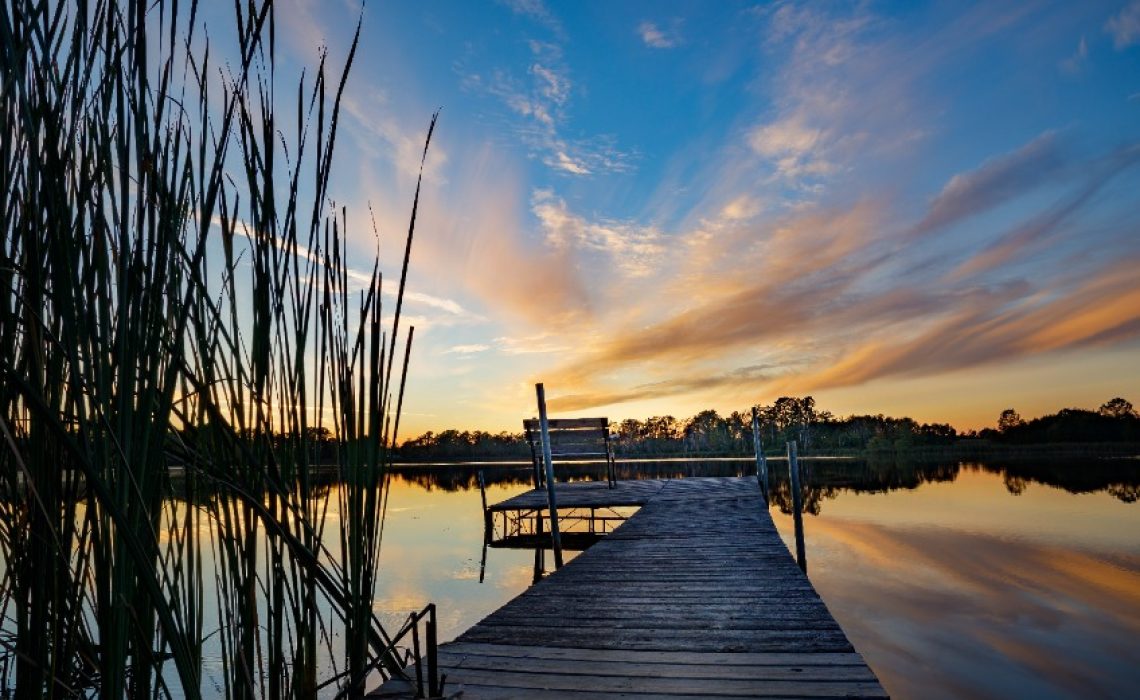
0;1;429;697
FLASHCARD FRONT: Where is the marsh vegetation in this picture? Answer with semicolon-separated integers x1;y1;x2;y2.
1;1;431;697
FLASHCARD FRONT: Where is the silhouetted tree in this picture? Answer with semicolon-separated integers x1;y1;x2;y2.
998;408;1024;433
1099;397;1136;419
684;409;730;452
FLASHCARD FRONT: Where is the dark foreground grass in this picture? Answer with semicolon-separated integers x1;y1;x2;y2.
0;1;429;697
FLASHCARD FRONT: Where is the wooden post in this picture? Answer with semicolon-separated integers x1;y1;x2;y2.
533;545;545;583
603;419;617;488
478;470;491;545
478;537;488;584
527;429;543;488
751;407;768;505
426;604;439;698
787;440;807;573
411;617;424;695
535;383;564;569
533;510;546;582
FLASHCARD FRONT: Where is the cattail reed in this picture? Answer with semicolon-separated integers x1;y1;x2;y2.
0;1;431;697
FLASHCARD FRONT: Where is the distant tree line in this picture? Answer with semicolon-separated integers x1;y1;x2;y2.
399;429;528;461
395;396;1140;461
608;396;960;455
989;397;1140;444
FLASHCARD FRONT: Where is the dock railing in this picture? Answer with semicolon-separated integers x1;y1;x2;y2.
351;604;444;699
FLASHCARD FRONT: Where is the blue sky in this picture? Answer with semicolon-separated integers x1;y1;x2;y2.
254;0;1140;437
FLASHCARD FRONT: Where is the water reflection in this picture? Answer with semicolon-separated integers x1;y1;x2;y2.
385;457;1140;699
389;455;1140;508
794;516;1140;699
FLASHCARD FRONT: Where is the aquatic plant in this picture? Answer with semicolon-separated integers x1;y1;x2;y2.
0;0;429;696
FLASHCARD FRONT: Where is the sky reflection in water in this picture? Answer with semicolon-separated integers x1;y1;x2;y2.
375;461;1140;699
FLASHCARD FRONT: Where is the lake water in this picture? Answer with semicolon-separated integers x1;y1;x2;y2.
374;457;1140;699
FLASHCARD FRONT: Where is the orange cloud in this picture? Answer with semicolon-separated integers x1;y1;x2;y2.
409;143;594;329
801;257;1140;391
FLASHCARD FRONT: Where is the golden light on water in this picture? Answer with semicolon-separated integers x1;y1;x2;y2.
769;467;1140;698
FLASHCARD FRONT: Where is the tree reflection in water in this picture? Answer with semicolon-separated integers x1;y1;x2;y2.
386;456;1140;511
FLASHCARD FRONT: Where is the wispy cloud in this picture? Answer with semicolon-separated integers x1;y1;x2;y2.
1105;1;1140;49
531;63;570;105
719;195;763;222
748;114;835;180
948;142;1140;281
402;291;472;316
550;365;775;412
408;144;593;327
741;2;1043;197
910;131;1068;239
740;4;886;191
1060;35;1089;74
800;256;1140;392
342;92;449;183
494;333;572;355
223;214;478;327
638;20;681;49
532;189;665;276
442;344;491;355
464;21;633;176
548;150;589;174
497;0;563;36
540;199;888;392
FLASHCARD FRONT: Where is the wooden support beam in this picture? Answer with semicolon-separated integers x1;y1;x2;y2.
752;407;768;505
535;383;564;569
787;440;807;573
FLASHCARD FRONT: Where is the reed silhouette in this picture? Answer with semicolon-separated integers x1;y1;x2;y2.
0;1;434;697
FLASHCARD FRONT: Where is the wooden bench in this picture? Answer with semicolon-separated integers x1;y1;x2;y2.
523;417;617;489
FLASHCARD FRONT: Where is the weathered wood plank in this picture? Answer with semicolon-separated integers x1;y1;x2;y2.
427;688;880;700
503;597;825;606
433;668;888;697
478;614;842;630
456;627;855;652
435;652;880;681
486;600;832;614
442;642;874;666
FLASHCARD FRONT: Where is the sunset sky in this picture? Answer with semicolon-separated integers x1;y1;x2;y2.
244;0;1140;438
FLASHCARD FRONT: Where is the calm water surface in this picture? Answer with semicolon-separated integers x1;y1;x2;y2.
374;458;1140;700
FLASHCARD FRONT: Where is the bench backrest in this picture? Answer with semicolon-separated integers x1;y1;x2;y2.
523;417;616;487
523;417;610;457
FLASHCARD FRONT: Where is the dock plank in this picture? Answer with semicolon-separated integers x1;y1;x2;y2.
370;477;886;698
432;669;886;698
434;653;879;681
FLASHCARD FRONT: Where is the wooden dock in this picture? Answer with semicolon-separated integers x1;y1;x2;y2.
374;476;886;698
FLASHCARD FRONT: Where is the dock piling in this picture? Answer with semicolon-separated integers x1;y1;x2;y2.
535;383;564;569
477;470;491;544
751;407;768;504
787;440;807;573
426;604;440;698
